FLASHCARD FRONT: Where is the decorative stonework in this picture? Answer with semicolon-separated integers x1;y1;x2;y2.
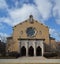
19;39;44;56
26;27;37;37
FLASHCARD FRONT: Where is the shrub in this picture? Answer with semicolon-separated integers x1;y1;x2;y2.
9;51;20;58
44;52;57;58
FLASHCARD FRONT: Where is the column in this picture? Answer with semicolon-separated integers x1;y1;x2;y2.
26;41;28;56
34;41;36;56
42;41;44;56
19;41;21;54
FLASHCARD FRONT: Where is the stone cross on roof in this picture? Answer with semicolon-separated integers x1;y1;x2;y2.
29;15;33;23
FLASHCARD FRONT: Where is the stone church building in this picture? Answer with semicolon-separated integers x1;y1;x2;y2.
6;15;57;56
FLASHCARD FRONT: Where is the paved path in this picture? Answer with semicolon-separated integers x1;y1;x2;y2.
0;56;60;63
18;56;46;60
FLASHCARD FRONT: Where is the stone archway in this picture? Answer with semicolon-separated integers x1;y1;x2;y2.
28;46;34;56
21;46;26;56
36;46;42;56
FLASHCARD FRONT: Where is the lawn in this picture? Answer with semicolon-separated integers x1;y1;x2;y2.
0;56;16;59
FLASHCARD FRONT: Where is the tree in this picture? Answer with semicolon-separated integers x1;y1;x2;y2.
0;35;6;56
0;35;7;43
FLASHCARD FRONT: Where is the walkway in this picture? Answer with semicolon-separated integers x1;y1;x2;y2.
0;56;60;64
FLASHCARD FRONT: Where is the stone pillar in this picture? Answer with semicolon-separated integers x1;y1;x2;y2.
41;41;44;56
26;48;28;56
34;41;36;56
26;41;28;56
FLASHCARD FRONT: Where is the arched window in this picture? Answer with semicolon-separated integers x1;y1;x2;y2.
21;46;26;56
28;46;34;56
36;46;42;56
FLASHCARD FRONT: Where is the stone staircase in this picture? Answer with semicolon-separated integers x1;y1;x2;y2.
18;56;46;60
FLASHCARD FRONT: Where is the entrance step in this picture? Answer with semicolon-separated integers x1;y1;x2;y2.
18;56;46;60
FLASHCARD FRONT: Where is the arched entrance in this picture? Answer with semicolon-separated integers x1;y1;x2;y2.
21;46;26;56
28;46;34;56
36;46;42;56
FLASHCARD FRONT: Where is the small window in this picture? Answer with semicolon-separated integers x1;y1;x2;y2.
40;31;42;34
21;31;23;34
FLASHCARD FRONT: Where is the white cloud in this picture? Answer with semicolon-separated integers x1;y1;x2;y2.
0;0;8;9
53;0;60;24
55;19;60;25
0;23;5;29
8;4;43;26
0;4;41;26
33;0;60;25
49;28;59;37
49;28;60;41
34;0;52;20
49;28;56;34
0;0;60;26
0;0;52;26
53;0;60;16
0;17;13;26
0;32;8;37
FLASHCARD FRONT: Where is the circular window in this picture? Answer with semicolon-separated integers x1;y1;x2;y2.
26;27;36;37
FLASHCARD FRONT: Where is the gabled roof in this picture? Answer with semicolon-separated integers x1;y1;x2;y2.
13;15;48;28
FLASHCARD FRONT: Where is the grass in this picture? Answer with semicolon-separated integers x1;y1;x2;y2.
0;56;16;59
0;56;60;59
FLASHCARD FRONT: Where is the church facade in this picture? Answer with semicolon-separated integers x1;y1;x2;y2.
6;15;57;56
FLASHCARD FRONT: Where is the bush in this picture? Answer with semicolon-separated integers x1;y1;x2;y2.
9;51;20;58
51;53;57;57
44;52;57;58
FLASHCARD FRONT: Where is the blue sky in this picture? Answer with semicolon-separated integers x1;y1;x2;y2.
0;0;60;41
